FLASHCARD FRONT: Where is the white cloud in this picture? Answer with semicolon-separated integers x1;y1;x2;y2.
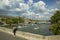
50;8;59;12
2;0;10;5
21;11;35;16
0;0;59;20
15;8;21;11
9;0;24;3
21;11;45;20
35;14;43;18
44;11;49;14
0;0;24;8
33;1;49;15
0;0;10;8
0;0;29;11
19;3;29;11
28;0;33;6
28;0;33;3
33;1;46;10
32;0;51;20
27;11;35;15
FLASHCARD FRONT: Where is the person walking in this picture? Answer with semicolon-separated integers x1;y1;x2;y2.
12;24;17;37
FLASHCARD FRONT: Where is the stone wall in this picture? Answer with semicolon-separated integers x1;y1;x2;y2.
45;35;60;40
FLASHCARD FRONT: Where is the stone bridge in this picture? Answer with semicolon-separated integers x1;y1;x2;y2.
0;27;60;40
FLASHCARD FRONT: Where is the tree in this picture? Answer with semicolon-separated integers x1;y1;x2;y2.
50;10;60;35
6;18;12;24
12;18;18;24
19;17;24;23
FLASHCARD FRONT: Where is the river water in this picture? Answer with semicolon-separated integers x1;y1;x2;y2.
18;23;53;36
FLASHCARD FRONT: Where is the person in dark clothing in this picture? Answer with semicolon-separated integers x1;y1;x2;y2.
13;24;17;37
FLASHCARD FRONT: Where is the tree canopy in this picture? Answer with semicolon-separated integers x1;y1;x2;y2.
0;16;24;25
50;10;60;35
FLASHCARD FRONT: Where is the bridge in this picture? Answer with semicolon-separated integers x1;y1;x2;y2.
0;27;60;40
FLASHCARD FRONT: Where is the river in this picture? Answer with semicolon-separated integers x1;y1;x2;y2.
18;23;53;36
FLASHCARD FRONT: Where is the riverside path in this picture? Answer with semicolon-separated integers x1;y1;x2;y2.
0;31;27;40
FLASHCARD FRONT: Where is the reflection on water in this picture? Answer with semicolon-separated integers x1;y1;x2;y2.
18;23;53;36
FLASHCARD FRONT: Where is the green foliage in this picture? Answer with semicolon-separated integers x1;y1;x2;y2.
1;18;5;22
19;17;24;23
12;18;18;24
0;16;24;25
51;11;60;23
6;18;12;24
50;10;60;35
50;23;60;35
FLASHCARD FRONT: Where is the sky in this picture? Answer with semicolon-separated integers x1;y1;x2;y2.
0;0;60;20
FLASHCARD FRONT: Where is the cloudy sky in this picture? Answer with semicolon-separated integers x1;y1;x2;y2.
0;0;60;20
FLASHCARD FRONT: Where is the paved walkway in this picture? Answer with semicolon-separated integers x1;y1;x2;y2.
0;27;45;40
0;31;27;40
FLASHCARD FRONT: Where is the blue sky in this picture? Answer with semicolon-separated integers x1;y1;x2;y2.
0;0;60;20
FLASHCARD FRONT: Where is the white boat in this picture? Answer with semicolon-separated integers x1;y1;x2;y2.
34;27;39;30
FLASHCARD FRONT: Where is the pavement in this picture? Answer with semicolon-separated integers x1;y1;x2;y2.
0;31;27;40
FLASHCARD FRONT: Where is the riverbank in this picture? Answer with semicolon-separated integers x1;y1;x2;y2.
0;27;60;40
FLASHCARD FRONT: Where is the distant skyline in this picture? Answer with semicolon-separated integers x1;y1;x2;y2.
0;0;60;20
